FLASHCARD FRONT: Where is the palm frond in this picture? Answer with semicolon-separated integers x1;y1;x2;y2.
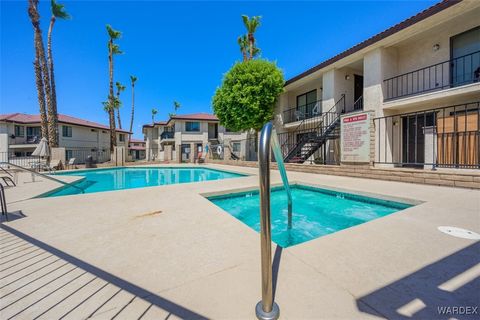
51;0;70;19
109;43;123;55
241;15;249;29
106;24;122;40
173;101;181;111
130;75;137;84
115;82;126;95
252;46;261;57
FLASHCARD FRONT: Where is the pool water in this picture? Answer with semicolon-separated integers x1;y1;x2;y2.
43;167;244;197
209;185;413;247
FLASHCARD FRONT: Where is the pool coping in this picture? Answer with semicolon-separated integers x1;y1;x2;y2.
200;180;424;207
37;165;251;198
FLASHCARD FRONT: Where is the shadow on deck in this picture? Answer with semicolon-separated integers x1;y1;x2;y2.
0;224;208;319
357;241;480;320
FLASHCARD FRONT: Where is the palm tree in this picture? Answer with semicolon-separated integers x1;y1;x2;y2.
173;101;181;113
151;108;158;124
33;51;48;142
28;0;55;146
47;0;69;147
237;35;248;61
115;81;126;129
128;75;137;142
241;15;261;60
106;24;122;152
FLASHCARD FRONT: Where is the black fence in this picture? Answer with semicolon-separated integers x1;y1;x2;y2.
373;101;479;169
283;100;323;124
0;152;41;168
66;148;110;164
384;50;480;100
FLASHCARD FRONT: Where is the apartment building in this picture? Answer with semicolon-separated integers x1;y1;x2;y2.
143;113;250;162
275;0;479;171
128;138;146;160
0;113;131;163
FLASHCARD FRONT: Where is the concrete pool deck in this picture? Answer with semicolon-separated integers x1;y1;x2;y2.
1;164;479;319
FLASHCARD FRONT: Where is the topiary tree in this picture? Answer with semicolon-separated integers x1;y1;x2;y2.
212;59;284;133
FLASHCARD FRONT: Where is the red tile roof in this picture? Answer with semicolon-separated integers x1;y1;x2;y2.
143;113;219;128
285;0;461;85
129;138;145;143
169;113;218;121
142;120;167;128
128;145;146;151
0;113;131;133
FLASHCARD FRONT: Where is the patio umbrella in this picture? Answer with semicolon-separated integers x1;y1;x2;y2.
31;137;50;157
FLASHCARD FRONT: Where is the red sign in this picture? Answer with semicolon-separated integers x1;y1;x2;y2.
343;114;367;123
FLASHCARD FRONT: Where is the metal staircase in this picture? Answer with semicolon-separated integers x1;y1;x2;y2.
279;95;346;164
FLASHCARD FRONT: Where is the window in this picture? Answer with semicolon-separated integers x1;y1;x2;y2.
119;134;125;142
451;27;480;85
62;125;72;137
232;142;241;153
14;125;24;137
65;150;73;161
296;90;317;116
26;126;41;137
185;122;200;132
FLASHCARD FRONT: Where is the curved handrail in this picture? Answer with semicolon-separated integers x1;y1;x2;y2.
256;121;294;320
0;162;85;193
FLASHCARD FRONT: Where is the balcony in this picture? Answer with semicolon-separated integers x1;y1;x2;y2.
384;50;480;101
282;100;322;124
160;131;174;140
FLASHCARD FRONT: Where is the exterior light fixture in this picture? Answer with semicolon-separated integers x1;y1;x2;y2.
345;75;350;80
433;44;440;51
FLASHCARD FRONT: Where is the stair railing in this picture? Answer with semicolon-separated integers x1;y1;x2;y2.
282;94;345;162
0;162;85;193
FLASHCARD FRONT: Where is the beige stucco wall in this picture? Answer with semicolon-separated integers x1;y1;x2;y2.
2;121;127;152
394;10;479;75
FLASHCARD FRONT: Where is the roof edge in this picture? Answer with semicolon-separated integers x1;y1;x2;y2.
285;0;462;86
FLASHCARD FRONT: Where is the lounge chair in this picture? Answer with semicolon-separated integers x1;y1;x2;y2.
312;102;321;116
66;158;77;169
48;159;63;171
294;110;305;122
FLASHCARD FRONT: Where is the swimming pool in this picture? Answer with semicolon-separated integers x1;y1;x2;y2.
43;167;245;197
209;185;413;247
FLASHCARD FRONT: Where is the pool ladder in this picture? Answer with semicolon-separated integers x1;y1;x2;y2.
256;122;292;320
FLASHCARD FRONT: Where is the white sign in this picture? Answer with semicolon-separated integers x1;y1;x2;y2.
341;112;370;163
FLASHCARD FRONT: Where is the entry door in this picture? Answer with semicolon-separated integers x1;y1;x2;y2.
354;75;364;110
181;144;190;161
208;123;218;139
401;114;434;166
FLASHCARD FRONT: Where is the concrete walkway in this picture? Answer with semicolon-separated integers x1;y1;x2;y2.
1;164;479;319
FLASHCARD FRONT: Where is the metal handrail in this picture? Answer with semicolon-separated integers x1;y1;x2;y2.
256;121;294;320
0;162;85;193
282;99;323;124
383;50;480;82
383;50;480;100
280;94;345;162
353;95;363;111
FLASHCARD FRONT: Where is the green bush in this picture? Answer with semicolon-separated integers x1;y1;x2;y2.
213;59;284;132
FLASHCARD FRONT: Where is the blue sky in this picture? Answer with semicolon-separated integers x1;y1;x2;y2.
1;0;437;138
